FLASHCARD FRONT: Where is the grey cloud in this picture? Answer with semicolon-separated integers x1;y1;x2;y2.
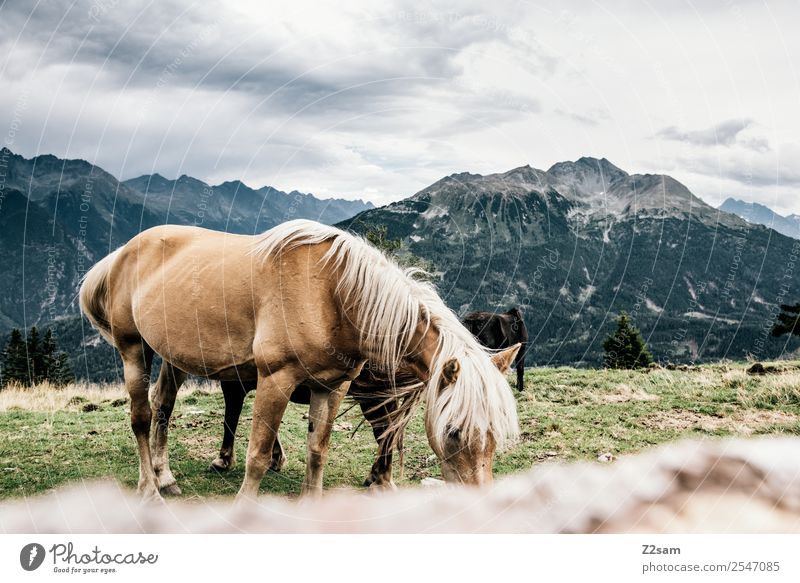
0;0;540;102
656;119;769;152
677;155;800;189
555;108;610;127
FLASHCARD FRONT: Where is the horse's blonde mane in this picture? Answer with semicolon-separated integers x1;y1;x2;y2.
251;220;519;450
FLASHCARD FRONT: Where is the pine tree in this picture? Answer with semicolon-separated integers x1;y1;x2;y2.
772;303;800;337
36;328;76;386
41;328;58;381
1;329;29;387
51;352;75;386
26;326;44;385
603;311;653;369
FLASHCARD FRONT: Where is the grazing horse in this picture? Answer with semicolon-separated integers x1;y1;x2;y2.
463;308;528;391
212;366;423;490
80;220;520;500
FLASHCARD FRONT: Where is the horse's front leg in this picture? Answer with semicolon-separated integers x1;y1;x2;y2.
302;382;350;497
515;344;526;391
235;368;296;501
150;362;186;495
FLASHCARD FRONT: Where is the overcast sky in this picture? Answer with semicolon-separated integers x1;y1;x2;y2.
1;0;798;213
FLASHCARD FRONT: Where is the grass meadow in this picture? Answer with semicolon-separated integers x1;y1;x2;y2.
1;362;800;500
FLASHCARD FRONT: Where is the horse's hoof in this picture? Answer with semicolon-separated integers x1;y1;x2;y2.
209;458;231;473
160;482;182;496
268;455;287;473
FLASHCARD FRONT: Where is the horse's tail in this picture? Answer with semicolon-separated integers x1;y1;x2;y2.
79;249;121;346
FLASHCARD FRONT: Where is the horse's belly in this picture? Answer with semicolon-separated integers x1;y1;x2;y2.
131;257;259;376
184;360;258;381
134;302;256;377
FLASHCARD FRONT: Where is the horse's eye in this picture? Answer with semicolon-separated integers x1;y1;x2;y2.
447;428;461;440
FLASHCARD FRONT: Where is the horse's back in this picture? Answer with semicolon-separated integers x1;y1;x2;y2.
104;224;347;378
104;226;258;374
463;308;527;348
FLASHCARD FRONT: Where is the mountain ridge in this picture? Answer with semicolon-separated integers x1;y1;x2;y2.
339;157;799;366
1;147;797;378
0;147;374;333
719;197;800;240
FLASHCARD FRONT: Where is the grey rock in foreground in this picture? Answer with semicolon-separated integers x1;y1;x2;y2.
2;437;799;533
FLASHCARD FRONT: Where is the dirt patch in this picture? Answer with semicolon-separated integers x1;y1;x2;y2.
182;431;226;463
640;410;724;432
736;410;799;431
598;384;659;404
640;409;800;434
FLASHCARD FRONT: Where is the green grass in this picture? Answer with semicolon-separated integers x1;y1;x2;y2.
2;362;800;500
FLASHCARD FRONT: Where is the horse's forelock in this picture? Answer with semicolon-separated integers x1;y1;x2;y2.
424;313;520;452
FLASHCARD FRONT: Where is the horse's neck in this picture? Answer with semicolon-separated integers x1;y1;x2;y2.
404;321;441;382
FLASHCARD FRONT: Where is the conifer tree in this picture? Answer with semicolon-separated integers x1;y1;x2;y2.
51;352;75;386
364;224;432;274
1;329;29;387
41;328;58;380
772;303;800;338
603;312;653;369
26;326;44;385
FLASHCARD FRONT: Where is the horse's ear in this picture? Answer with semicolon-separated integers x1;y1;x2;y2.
491;344;521;374
441;358;461;387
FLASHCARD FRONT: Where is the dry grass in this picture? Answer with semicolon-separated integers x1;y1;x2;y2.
596;383;659;403
729;368;800;408
0;380;218;413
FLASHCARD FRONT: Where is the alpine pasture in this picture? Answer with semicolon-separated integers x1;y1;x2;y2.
2;362;799;499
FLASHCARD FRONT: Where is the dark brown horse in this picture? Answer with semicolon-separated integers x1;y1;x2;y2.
462;308;527;390
212;366;423;489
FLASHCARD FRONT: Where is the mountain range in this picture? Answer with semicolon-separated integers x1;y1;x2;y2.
339;157;800;365
719;198;800;240
1;148;797;379
0;147;373;378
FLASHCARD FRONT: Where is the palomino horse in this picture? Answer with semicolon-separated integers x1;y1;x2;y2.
80;220;520;500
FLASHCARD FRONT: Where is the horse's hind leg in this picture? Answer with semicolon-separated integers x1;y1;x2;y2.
120;342;159;500
269;433;287;472
210;380;253;472
150;362;186;495
213;380;286;474
360;398;398;490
